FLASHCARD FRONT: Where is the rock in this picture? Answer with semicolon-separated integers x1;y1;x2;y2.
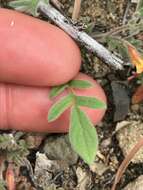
123;175;143;190
90;162;108;175
25;134;45;149
131;104;140;112
140;104;143;114
34;153;67;188
116;121;143;163
115;121;131;132
101;138;112;149
131;0;138;3
34;153;54;187
43;135;78;165
68;6;74;14
76;167;90;190
111;81;130;122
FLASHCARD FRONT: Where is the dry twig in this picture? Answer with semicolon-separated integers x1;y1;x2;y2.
50;0;63;10
72;0;81;21
38;2;125;70
111;138;143;190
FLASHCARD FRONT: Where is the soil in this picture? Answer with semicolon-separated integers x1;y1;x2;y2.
1;0;143;190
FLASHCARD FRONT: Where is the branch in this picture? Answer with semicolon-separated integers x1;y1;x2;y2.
38;2;125;70
50;0;63;10
72;0;81;21
111;138;143;190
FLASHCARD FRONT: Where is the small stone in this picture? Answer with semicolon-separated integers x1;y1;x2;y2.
116;121;143;163
34;153;68;188
101;138;111;149
115;121;131;132
131;0;138;3
109;156;119;169
76;167;90;189
43;135;78;165
68;6;73;14
90;162;108;175
131;104;140;112
123;175;143;190
25;134;45;149
34;153;54;187
139;104;143;114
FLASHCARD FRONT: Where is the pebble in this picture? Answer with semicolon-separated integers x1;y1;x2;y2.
116;121;143;163
43;135;78;165
90;162;109;175
123;175;143;190
131;104;140;112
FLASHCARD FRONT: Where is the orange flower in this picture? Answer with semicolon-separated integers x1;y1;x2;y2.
128;45;143;74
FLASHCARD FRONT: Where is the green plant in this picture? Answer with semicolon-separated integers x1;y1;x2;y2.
8;0;49;16
93;0;143;62
0;132;29;166
0;132;31;189
48;79;106;165
97;0;143;105
6;0;107;165
0;180;6;190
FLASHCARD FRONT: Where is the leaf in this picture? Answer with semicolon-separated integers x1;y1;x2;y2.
0;180;6;190
128;38;143;54
106;36;129;60
69;106;98;165
132;85;143;104
48;94;74;122
8;0;49;16
136;0;143;12
76;96;107;109
49;84;68;99
69;79;93;89
0;134;18;151
139;7;143;16
7;139;29;165
137;73;143;84
106;36;119;51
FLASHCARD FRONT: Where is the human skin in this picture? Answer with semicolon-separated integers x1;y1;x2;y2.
0;73;106;133
0;8;81;86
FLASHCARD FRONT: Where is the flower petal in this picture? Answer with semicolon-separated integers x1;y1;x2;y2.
128;45;143;74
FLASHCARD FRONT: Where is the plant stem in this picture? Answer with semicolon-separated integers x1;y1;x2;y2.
67;87;76;105
93;21;143;40
122;0;131;25
72;0;81;21
111;137;143;190
92;24;130;39
50;0;63;10
38;2;125;70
